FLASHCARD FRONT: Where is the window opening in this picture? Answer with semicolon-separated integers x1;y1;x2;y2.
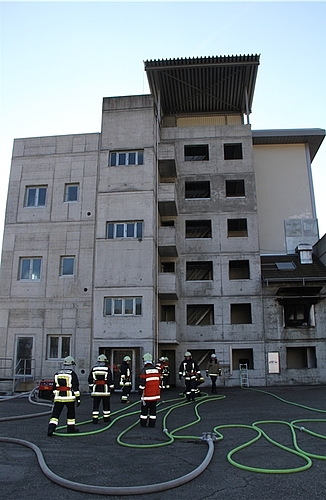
19;258;42;280
230;303;252;324
226;180;245;197
184;145;209;161
227;218;248;237
109;151;144;166
229;260;250;280
107;222;143;239
187;305;214;325
186;261;213;280
286;346;316;369
60;257;75;276
65;184;79;202
25;186;47;207
224;143;243;160
186;220;212;238
185;181;210;199
104;297;142;316
161;305;175;322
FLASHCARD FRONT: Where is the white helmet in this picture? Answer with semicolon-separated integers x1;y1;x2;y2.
143;353;153;363
98;354;108;363
63;356;75;366
184;351;191;357
123;356;131;362
211;354;217;358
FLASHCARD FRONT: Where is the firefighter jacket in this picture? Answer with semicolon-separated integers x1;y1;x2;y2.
179;359;200;380
88;364;114;396
206;359;221;376
52;368;80;403
139;363;161;402
119;361;132;387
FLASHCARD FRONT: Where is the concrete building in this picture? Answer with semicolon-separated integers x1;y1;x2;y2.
0;54;325;393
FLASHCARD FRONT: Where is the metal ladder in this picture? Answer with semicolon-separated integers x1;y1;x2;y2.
239;363;249;387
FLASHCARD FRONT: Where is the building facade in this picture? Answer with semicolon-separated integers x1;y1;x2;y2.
0;55;325;392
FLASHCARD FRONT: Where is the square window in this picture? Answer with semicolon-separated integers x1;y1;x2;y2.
185;181;210;199
230;303;252;324
232;348;253;369
187;305;214;325
227;218;248;237
224;143;243;160
184;145;209;161
61;257;75;276
186;220;212;238
48;336;71;359
161;305;175;322
19;258;41;280
186;261;213;280
226;180;245;197
161;262;175;273
65;184;79;202
229;260;250;279
25;186;47;207
286;346;316;369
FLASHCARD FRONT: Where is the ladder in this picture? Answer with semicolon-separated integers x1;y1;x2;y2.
239;363;249;387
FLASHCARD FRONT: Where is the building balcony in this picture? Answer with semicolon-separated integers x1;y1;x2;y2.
158;143;176;179
158;273;178;300
158;183;178;216
158;321;179;344
158;226;178;257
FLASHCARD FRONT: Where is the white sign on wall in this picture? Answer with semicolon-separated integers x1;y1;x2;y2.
268;352;280;374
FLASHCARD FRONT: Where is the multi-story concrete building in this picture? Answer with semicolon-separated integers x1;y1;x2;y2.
0;55;325;392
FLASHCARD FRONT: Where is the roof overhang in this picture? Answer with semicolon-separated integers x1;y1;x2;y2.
252;128;325;162
144;55;260;117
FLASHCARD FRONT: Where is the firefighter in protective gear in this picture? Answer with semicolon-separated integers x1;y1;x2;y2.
88;354;114;424
160;357;170;389
47;356;81;436
139;353;161;427
206;353;221;394
119;355;132;403
178;351;201;401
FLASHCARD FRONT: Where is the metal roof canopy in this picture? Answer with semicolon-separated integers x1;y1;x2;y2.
252;129;325;162
144;55;260;120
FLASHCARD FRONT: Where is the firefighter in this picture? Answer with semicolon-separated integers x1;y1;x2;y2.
88;354;114;424
139;353;161;427
206;353;221;394
47;356;81;436
178;351;201;401
161;357;170;389
119;355;132;403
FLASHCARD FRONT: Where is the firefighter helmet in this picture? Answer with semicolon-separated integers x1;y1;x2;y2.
164;357;169;362
98;354;108;363
210;353;217;358
184;351;192;357
143;353;153;363
159;356;165;362
63;356;75;365
123;356;131;362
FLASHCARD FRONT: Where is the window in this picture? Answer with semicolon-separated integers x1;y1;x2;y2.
187;305;214;325
161;262;175;273
19;258;41;280
186;220;212;238
232;348;253;369
286;346;316;369
230;303;252;324
284;303;315;328
227;218;248;237
109;150;144;166
224;143;243;160
185;181;210;199
16;337;33;375
161;305;175;322
107;222;143;239
229;260;250;280
186;261;213;281
184;145;209;161
104;297;142;316
48;336;71;360
226;180;245;197
161;220;175;227
25;186;47;207
60;256;75;276
65;184;79;202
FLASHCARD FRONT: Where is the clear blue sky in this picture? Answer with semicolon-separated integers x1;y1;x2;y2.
1;1;325;258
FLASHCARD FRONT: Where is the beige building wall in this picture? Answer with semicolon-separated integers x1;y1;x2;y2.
253;144;315;254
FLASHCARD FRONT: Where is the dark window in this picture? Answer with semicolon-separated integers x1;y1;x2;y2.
224;143;243;160
184;145;209;161
286;346;316;369
161;305;175;322
226;180;245;197
185;181;210;199
187;305;214;326
229;260;250;280
161;262;175;273
186;220;212;238
232;348;253;369
186;261;213;281
230;303;252;324
284;303;314;328
161;220;175;227
227;218;248;237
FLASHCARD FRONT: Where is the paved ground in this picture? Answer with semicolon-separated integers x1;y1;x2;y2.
0;385;325;500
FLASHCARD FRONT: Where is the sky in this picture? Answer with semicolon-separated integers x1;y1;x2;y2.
0;1;325;259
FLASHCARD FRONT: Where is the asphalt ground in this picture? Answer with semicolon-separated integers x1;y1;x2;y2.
0;385;325;500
